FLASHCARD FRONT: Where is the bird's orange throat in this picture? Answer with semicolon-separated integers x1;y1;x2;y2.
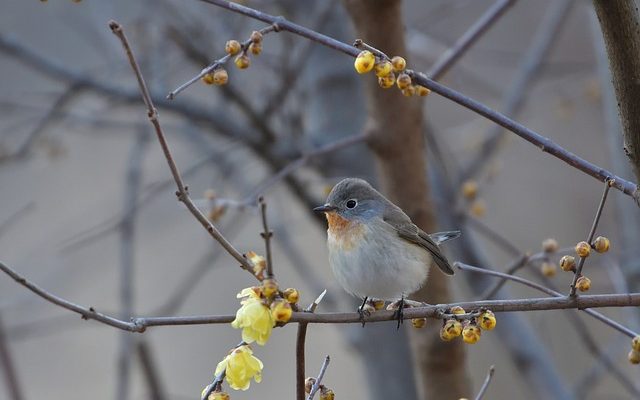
325;211;365;250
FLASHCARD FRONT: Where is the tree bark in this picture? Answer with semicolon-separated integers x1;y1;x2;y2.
593;0;640;195
343;1;470;398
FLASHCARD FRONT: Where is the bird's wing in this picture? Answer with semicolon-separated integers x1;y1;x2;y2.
382;206;455;275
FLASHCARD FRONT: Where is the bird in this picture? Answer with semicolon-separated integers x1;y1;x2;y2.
314;178;460;324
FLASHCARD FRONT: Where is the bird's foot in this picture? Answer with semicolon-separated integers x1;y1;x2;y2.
357;297;370;327
387;297;407;330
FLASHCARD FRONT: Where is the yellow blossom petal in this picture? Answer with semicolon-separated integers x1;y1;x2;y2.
214;345;263;391
231;297;274;345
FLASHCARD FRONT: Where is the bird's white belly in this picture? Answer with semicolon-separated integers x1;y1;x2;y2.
327;219;431;300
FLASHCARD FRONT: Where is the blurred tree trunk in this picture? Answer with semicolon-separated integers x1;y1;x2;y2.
343;1;470;398
593;0;640;198
292;3;419;399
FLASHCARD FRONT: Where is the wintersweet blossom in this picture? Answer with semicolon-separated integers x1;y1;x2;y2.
231;288;274;345
215;345;263;391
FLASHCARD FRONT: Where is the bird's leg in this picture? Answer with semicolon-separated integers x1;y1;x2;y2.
357;296;369;327
393;295;405;330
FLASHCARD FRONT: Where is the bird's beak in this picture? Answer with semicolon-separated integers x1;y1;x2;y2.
313;204;337;213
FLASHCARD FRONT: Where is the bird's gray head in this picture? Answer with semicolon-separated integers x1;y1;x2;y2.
313;178;386;221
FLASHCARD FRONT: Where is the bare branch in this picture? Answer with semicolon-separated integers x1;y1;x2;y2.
456;262;638;338
473;365;495;400
428;0;516;80
569;179;612;295
108;20;254;275
195;0;639;201
306;355;330;400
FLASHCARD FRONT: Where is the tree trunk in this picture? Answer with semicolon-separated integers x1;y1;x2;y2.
593;0;640;197
343;1;470;398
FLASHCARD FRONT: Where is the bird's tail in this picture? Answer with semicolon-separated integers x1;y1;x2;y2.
429;230;461;245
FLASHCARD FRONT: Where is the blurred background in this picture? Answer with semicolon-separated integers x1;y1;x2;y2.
1;0;639;399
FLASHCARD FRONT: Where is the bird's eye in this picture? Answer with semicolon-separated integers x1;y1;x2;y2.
346;199;357;209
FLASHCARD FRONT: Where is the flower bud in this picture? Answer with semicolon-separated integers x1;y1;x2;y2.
411;317;427;329
576;276;591;292
416;85;431;97
593;236;610;253
391;56;406;72
234;54;250;69
283;288;299;304
470;199;486;217
377;72;396;89
371;299;386;310
213;69;228;85
354;50;375;74
542;238;559;253
250;30;263;44
632;335;640;352
374;60;393;77
225;40;241;55
401;85;416;97
540;261;557;277
450;306;465;315
628;349;640;365
248;42;262;56
208;392;230;400
575;241;591;258
261;278;278;298
396;73;411;90
478;310;496;331
305;377;316;394
201;73;215;85
320;386;335;400
460;180;478;200
440;319;462;341
462;324;481;344
559;255;576;272
270;298;292;323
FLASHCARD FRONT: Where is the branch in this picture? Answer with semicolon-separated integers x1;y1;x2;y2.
297;291;327;400
456;262;638;338
593;0;640;186
191;0;637;202
458;1;574;183
3;258;640;333
108;21;255;275
474;365;495;400
306;356;330;400
428;0;516;80
569;179;612;295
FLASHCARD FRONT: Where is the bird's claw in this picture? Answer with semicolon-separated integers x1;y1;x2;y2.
387;297;406;330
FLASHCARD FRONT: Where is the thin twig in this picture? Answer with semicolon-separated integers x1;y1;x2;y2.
0;314;23;400
474;365;495;400
117;130;146;400
296;290;327;400
258;197;274;279
0;202;35;240
167;24;277;100
480;254;530;300
428;0;516;80
306;355;330;400
458;1;574;184
136;340;168;400
245;132;369;203
569;179;613;296
456;262;638;338
108;20;254;275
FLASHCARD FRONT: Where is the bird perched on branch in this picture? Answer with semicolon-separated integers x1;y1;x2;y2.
314;178;459;325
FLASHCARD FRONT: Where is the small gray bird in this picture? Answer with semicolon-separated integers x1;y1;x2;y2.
314;178;460;314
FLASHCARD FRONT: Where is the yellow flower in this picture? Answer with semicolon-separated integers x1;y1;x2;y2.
232;295;274;345
215;345;263;391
